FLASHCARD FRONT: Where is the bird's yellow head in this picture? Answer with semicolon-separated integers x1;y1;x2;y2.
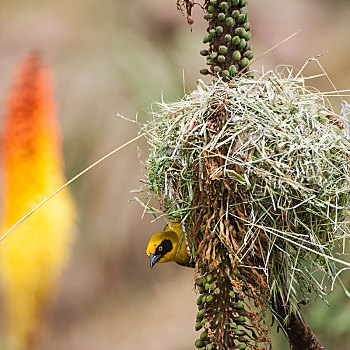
146;222;191;268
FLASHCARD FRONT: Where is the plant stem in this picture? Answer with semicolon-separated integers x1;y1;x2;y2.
273;293;324;350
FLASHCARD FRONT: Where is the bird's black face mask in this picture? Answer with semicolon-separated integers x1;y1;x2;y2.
149;239;173;268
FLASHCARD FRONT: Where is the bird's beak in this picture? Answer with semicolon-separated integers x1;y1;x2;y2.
149;253;161;268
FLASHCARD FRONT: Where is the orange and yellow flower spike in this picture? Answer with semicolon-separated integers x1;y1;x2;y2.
0;53;76;350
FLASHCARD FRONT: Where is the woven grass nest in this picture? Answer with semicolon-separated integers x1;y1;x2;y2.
140;66;350;346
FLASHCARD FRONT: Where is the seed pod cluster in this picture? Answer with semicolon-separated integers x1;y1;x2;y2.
200;0;254;81
194;250;251;349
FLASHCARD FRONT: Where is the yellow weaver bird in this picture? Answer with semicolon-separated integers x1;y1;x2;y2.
146;222;193;268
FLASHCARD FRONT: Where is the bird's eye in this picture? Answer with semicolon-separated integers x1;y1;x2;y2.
158;246;163;252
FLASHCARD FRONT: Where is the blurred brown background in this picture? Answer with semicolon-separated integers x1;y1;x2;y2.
0;0;349;349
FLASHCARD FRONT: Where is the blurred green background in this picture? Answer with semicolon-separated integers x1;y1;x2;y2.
0;0;349;349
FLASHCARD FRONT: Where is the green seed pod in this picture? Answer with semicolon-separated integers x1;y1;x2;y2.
219;45;227;54
236;301;245;309
196;309;206;321
210;282;217;290
233;51;241;62
237;316;246;323
195;322;203;331
217;55;226;63
210;51;218;59
224;34;232;42
206;345;213;350
197;296;203;305
216;26;224;34
207;5;216;13
201;318;208;326
209;28;216;36
232;10;240;19
232;0;239;5
237;14;246;24
229;291;236;299
218;12;226;21
199;286;204;293
234;329;243;336
244;51;254;60
222;70;230;79
229;65;237;76
243;22;251;31
204;283;210;290
206;295;213;302
237;344;246;350
240;0;247;6
204;13;214;20
240;57;249;68
214;66;222;73
198;302;204;310
232;36;240;45
200;331;208;340
200;49;209;56
195;339;204;348
203;35;210;44
239;38;246;49
235;27;246;37
216;257;222;263
225;17;234;27
245;42;252;50
206;59;216;65
219;2;228;10
230;322;237;329
214;287;221;295
206;274;213;283
210;0;217;5
196;278;204;286
244;31;251;41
